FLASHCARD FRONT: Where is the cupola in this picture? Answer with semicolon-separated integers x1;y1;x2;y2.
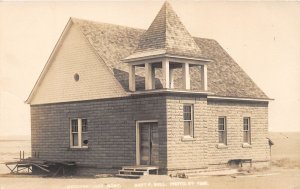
123;1;211;92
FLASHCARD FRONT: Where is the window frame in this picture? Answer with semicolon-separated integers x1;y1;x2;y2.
218;116;227;145
243;117;251;144
70;118;88;148
183;104;194;138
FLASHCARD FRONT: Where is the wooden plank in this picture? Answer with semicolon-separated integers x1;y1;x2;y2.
53;166;63;177
116;174;140;178
140;123;151;165
150;122;159;166
31;163;50;173
5;164;16;173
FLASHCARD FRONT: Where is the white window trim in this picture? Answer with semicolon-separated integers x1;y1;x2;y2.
181;135;196;141
70;118;88;149
243;117;251;145
183;104;194;138
216;143;228;149
218;116;227;145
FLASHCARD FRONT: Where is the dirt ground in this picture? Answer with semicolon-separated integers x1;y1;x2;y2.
0;166;299;189
1;133;300;189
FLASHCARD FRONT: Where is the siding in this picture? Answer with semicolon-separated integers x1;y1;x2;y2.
206;100;269;165
31;94;270;174
166;96;270;171
166;96;207;170
31;95;167;172
31;24;126;105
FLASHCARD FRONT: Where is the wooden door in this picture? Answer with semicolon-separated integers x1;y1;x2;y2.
140;122;159;165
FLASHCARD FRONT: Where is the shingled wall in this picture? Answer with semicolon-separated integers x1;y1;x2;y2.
31;95;167;175
165;95;270;174
31;94;269;175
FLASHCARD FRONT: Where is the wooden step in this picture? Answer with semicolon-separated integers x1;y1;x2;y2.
119;170;146;176
115;174;140;179
118;165;159;178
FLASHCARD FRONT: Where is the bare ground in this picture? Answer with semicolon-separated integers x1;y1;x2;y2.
0;166;300;189
0;132;299;189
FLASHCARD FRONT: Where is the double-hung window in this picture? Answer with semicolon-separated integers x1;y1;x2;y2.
243;117;251;144
183;104;194;137
70;118;88;148
218;117;227;145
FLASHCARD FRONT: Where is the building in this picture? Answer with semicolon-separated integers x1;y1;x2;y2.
26;2;271;175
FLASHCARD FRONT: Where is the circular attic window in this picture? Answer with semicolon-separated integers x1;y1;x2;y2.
74;73;80;81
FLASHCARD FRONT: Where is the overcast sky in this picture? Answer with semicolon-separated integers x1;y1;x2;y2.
0;1;300;136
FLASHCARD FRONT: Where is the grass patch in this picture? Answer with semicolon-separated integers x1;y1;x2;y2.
237;166;270;174
272;158;300;169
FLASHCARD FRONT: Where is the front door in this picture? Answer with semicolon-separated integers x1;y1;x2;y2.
139;122;159;165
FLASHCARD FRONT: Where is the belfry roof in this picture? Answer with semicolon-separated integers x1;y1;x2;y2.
124;2;205;61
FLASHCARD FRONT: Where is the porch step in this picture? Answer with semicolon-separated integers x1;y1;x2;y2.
117;166;159;178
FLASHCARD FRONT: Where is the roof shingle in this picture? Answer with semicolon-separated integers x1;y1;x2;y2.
124;1;204;60
74;18;268;99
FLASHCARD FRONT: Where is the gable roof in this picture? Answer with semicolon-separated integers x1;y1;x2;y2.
26;19;128;104
124;2;204;61
27;3;270;104
72;18;268;99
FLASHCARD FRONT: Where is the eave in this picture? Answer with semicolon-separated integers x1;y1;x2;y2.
207;95;274;102
122;53;213;65
130;89;214;96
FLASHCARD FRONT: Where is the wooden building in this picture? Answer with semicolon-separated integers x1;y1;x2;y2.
26;2;271;175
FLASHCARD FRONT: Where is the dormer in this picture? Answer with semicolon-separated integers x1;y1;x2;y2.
123;2;211;92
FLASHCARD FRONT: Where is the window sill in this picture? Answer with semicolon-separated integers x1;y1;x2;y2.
69;146;89;150
242;143;252;148
216;143;228;149
181;136;195;141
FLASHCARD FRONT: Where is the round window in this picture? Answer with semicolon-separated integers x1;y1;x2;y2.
74;73;79;81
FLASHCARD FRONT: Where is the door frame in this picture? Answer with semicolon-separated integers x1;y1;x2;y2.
136;120;158;165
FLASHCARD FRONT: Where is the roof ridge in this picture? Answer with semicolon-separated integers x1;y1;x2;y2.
71;17;145;32
164;1;201;53
72;16;217;42
28;15;269;101
162;2;168;51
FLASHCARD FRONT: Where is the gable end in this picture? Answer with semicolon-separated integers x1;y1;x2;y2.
27;18;127;105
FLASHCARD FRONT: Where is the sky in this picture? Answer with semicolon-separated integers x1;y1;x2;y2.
0;1;300;136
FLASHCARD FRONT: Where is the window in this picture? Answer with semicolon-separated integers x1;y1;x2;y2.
74;73;80;81
218;117;227;144
81;119;88;147
71;120;79;146
70;118;88;148
183;105;193;137
243;117;251;144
